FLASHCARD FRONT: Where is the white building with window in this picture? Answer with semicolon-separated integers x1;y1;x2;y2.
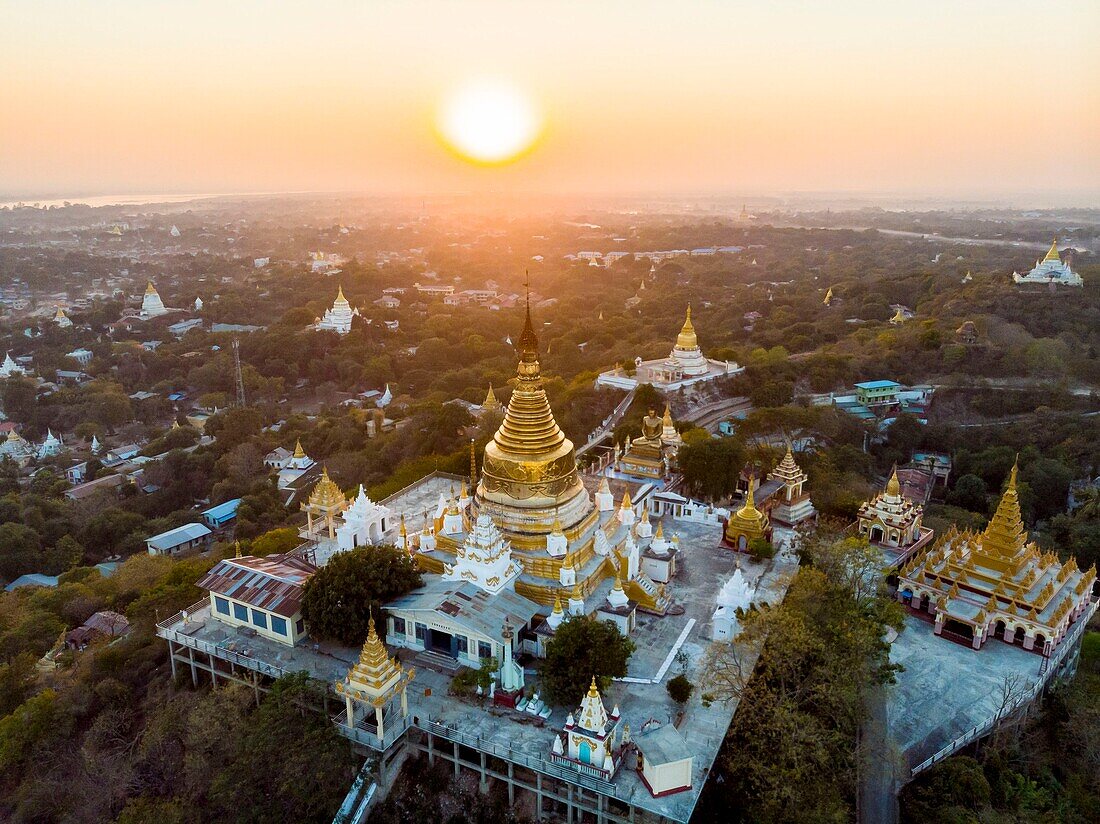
195;552;317;647
385;579;540;669
145;522;212;556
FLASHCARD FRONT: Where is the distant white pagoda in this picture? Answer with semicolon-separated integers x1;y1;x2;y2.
0;430;34;466
140;281;169;318
194;296;203;312
0;352;25;377
53;307;73;328
37;429;65;460
314;286;358;335
712;564;756;641
1013;238;1082;287
443;514;522;595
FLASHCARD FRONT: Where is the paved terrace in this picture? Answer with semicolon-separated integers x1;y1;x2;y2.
887;598;1098;779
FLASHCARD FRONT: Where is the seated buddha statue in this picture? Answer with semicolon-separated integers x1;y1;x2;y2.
631;410;664;456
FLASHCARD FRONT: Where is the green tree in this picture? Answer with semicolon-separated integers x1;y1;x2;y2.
667;673;694;705
301;545;422;645
0;522;42;581
1;377;37;422
541;616;635;706
947;474;988;513
248;527;301;557
678;435;746;501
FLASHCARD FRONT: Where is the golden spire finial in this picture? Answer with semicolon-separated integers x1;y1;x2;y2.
676;304;698;349
469;438;477;487
737;477;760;518
336;284;347;302
588;675;599;697
552;591;563;614
886;465;901;497
145;280;157;295
662;402;673;427
293;438;305;459
621;489;632;509
655;519;664;538
1043;237;1060;263
234;540;242;559
571;582;581;599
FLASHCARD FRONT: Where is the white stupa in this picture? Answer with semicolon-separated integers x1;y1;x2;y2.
169;225;181;238
53;307;73;328
140;282;169;318
336;485;393;551
194;296;203;311
1013;238;1082;287
0;430;34;465
90;434;102;453
442;513;521;594
314;286;358;334
712;565;756;642
37;429;65;460
0;352;25;377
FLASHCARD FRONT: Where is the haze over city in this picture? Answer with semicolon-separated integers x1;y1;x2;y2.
2;0;1098;204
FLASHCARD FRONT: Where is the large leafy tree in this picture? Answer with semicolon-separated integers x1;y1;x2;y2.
677;433;745;501
300;545;422;646
541;616;635;706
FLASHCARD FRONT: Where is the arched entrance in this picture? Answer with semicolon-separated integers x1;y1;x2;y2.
869;525;884;543
1035;633;1048;654
737;535;747;551
1013;626;1026;645
919;593;930;613
994;620;1007;640
578;741;592;765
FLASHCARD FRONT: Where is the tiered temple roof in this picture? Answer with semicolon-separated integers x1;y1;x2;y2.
898;461;1096;652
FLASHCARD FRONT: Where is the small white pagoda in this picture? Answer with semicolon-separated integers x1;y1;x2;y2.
0;352;25;377
336;485;393;551
53;307;72;328
37;429;65;460
314;286;358;335
443;514;522;595
140;282;169;318
551;676;623;779
712;564;757;642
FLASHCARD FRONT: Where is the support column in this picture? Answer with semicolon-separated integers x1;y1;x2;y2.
188;645;198;686
210;658;217;687
479;751;488;793
536;773;543;820
453;741;460;778
376;706;385;744
168;640;177;680
345;694;355;727
427;732;435;764
507;762;515;805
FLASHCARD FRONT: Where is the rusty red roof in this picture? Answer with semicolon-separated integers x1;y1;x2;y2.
196;553;317;617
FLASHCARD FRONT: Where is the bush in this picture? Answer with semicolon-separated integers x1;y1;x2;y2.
667;674;694;704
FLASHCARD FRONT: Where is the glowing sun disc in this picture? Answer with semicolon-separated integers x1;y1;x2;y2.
437;79;541;164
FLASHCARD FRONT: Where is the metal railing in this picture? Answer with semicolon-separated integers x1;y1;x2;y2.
333;709;412;751
910;597;1098;778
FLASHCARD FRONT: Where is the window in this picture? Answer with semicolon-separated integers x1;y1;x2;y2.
392;616;406;636
214;596;230;616
415;622;427;642
456;636;468;655
251;609;268;630
477;641;492;659
271;616;287;636
296;619;305;635
233;602;248;621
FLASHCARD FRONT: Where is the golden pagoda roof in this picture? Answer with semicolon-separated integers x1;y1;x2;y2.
308;467;347;511
662;403;674;428
145;281;158;295
886;466;901;497
675;305;698;350
1043;237;1061;263
487;296;569;457
292;438;306;459
54;306;66;319
981;459;1027;560
340;616;408;700
483;384;501;409
335;284;348;305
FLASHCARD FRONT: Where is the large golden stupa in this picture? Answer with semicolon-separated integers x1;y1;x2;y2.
478;298;594;537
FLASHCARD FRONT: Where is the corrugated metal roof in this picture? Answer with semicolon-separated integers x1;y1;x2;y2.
146;522;212;551
387;580;541;639
196;553;317;617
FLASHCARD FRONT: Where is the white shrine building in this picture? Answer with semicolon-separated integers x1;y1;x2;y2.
1013;238;1083;287
314;286;359;335
597;306;741;390
551;677;625;780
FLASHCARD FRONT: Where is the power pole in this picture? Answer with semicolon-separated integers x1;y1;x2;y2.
233;338;246;408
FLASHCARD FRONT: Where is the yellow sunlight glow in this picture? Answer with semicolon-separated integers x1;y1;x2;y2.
437;79;542;165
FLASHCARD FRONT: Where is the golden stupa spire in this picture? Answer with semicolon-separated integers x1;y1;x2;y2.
336;284;347;303
655;519;664;538
145;280;157;295
737;477;760;519
886;465;901;497
399;514;408;551
662;402;674;428
1043;237;1060;263
293;438;305;459
588;675;600;698
982;456;1027;559
676;304;698;349
469;438;477;488
234;540;242;559
308;466;346;510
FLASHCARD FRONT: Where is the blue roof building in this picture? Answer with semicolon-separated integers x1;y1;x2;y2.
202;498;242;528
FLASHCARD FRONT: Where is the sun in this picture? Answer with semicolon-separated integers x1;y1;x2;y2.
437;79;542;165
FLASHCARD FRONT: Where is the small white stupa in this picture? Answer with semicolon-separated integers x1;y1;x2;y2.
314;286;358;335
712;564;756;642
140;281;169;318
37;429;65;460
194;296;203;312
53;307;73;328
0;352;25;377
442;514;521;594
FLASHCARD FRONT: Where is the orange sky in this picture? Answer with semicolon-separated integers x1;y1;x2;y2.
1;1;1098;201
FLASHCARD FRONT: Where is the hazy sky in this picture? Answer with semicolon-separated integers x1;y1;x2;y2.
2;1;1098;200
